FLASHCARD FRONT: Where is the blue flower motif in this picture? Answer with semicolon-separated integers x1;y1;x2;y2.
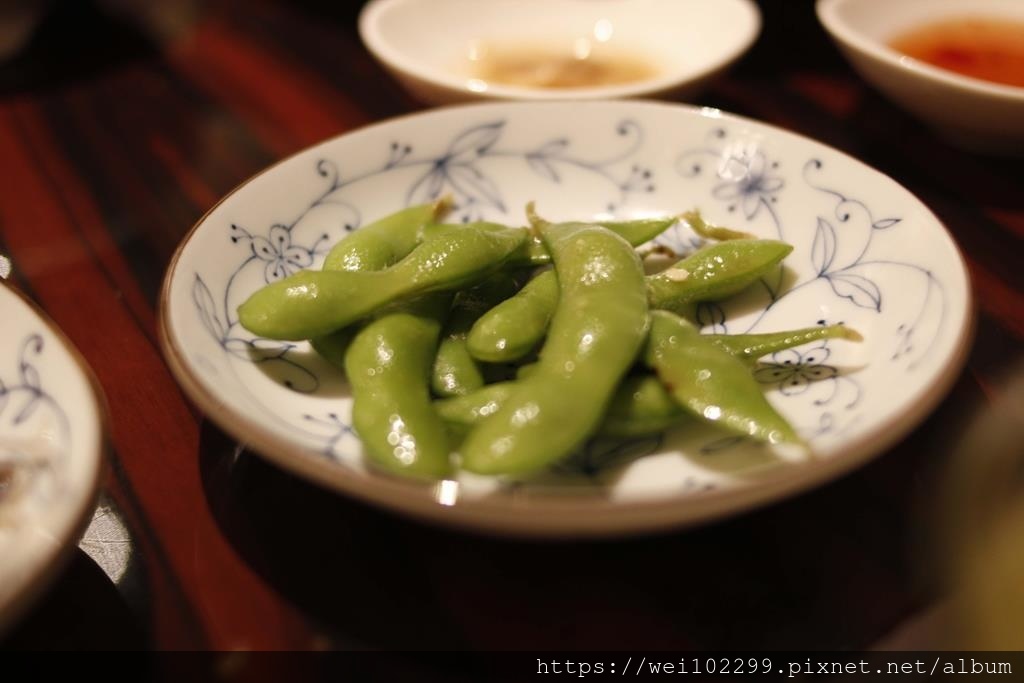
754;346;837;395
712;152;783;220
230;223;324;284
250;224;315;282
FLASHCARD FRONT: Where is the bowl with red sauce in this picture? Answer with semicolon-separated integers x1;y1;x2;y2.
817;0;1024;153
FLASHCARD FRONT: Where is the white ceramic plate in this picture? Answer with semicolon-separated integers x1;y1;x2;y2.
159;101;972;536
0;284;106;634
359;0;761;104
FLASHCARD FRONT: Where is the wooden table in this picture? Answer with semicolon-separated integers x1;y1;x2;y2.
1;0;1021;655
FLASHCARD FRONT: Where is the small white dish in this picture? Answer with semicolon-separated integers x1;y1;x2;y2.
0;284;106;635
817;0;1024;154
160;101;972;537
359;0;761;105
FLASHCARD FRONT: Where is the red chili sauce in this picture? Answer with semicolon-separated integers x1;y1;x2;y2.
889;17;1024;88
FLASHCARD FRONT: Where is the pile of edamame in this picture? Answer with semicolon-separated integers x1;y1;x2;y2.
238;199;861;479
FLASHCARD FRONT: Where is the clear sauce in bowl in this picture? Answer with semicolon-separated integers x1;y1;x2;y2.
462;40;660;90
889;17;1024;88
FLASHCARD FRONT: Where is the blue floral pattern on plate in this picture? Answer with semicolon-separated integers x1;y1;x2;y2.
1;284;105;629
0;333;70;512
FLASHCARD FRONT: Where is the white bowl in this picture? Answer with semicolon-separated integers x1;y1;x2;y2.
0;284;106;635
817;0;1024;154
160;101;973;536
359;0;761;105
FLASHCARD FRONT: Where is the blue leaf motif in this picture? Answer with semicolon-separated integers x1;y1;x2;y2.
700;435;747;454
222;337;253;359
872;217;901;230
826;271;882;311
406;166;447;206
13;396;39;425
18;362;40;394
526;154;560;183
696;302;728;334
446;163;506;212
18;336;43;392
534;138;569;156
192;275;226;341
446;121;504;161
753;364;795;383
811;218;837;275
249;337;297;356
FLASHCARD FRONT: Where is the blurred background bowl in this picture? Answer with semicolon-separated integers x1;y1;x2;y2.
817;0;1024;155
359;0;761;105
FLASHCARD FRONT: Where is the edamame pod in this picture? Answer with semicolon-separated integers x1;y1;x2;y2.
344;294;453;478
646;239;793;312
434;382;515;437
707;324;862;362
437;375;686;438
467;239;793;362
644;311;801;445
310;327;357;370
432;273;520;397
321;198;451;272
601;374;687;437
238;226;527;340
314;199;451;368
461;223;648;475
425;216;677;268
443;323;862;438
465;269;559;363
682;210;753;241
510;216;679;267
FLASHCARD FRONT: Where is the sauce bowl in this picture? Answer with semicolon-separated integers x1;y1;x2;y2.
817;0;1024;154
359;0;761;104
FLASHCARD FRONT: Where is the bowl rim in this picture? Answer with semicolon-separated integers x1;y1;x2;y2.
357;0;762;101
816;0;1024;102
157;99;975;537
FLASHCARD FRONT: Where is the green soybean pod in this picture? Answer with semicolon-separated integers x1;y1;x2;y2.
465;269;559;363
437;376;685;438
442;323;863;438
645;310;801;446
466;239;793;363
707;324;862;362
460;223;648;475
443;324;862;440
344;294;452;478
425;216;678;269
645;239;793;313
524;202;679;265
313;199;451;368
682;210;753;241
600;374;688;437
310;327;358;370
321;198;451;272
238;225;527;340
510;216;678;267
431;273;521;397
434;382;516;437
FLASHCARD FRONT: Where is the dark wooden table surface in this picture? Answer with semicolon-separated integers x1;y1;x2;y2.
1;0;1021;656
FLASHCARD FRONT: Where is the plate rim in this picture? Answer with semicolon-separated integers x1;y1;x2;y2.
157;99;975;536
0;282;109;635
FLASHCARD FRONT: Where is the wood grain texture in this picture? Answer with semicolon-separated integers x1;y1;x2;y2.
0;0;1020;655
